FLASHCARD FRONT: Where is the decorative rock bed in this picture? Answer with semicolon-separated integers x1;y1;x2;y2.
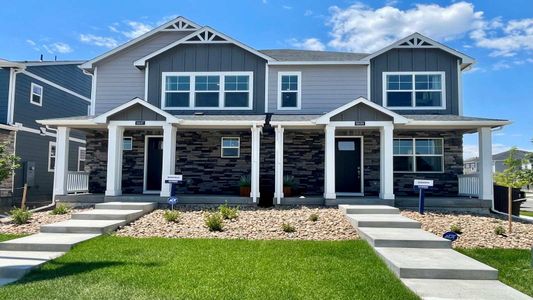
0;209;86;235
116;206;358;240
401;209;533;249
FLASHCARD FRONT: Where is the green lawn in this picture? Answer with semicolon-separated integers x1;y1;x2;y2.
458;248;533;297
520;210;533;217
0;235;418;300
0;234;24;242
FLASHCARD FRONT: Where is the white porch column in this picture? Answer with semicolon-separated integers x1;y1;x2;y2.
478;127;493;203
274;125;284;205
53;126;70;197
105;124;124;196
379;124;395;200
250;125;261;202
324;124;336;199
160;124;177;197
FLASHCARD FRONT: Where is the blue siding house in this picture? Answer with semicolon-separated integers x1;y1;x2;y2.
39;17;509;209
0;59;91;207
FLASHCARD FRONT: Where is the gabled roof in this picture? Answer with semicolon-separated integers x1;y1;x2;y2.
260;49;368;62
361;33;475;68
80;16;200;70
0;59;25;69
315;97;409;124
134;26;274;67
93;97;180;123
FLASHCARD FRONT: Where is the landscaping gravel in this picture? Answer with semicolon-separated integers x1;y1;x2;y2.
401;209;533;249
116;206;358;240
0;209;85;235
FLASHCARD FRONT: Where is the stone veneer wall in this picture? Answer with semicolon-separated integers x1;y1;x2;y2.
283;130;325;196
175;130;251;195
85;130;108;193
122;130;162;193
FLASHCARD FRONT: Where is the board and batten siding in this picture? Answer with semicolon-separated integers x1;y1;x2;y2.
0;68;10;123
370;48;460;115
267;65;367;114
94;31;191;115
147;43;267;114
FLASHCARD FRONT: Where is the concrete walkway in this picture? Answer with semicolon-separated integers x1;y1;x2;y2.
340;205;532;300
0;202;156;286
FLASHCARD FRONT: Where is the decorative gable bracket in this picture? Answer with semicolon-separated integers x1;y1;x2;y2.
398;36;434;48
162;19;199;31
183;28;228;43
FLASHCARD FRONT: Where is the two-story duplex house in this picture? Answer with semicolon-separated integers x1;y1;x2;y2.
39;16;509;208
0;59;91;207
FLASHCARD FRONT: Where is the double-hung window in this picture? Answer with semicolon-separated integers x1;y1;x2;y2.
78;147;86;171
30;83;43;106
277;72;301;109
162;72;253;110
48;142;56;172
393;138;443;172
384;72;445;109
221;137;240;158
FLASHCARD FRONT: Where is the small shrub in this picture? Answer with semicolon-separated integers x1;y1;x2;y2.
282;223;296;233
205;213;224;231
219;202;239;220
308;213;319;222
9;208;32;225
450;224;462;234
50;204;70;215
494;225;506;236
283;175;295;187
239;175;251;187
163;210;181;223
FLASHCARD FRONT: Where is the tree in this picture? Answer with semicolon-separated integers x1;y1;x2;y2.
0;142;19;183
494;148;528;234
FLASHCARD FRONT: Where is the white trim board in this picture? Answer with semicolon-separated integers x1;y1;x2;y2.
21;70;91;103
93;97;180;124
81;16;201;70
315;97;408;124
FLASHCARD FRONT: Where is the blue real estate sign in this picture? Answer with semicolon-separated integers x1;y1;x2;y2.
442;231;459;241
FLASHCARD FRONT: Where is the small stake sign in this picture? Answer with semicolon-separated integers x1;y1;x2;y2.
168;197;177;210
442;231;459;241
165;174;183;184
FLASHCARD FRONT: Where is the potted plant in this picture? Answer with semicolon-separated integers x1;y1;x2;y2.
283;175;295;197
239;175;251;197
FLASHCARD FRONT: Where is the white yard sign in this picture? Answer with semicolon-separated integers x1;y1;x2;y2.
413;179;434;187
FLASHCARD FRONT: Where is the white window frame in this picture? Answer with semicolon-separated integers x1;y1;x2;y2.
48;141;56;172
123;136;133;151
78;147;86;171
393;138;444;173
277;71;302;110
383;71;446;110
30;83;43;106
221;137;240;158
161;71;253;110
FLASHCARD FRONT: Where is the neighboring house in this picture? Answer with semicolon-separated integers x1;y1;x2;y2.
464;149;532;174
39;16;509;207
0;59;91;207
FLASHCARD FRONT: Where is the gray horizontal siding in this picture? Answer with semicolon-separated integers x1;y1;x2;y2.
13;73;89;130
94;31;191;114
0;69;9;124
370;48;459;115
267;65;368;114
26;65;91;98
147;43;267;114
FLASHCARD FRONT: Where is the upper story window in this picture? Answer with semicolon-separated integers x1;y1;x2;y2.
30;83;43;106
383;72;445;110
162;72;253;110
277;72;301;110
393;138;444;173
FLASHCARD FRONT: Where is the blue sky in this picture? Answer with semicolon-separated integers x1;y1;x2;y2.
1;0;531;158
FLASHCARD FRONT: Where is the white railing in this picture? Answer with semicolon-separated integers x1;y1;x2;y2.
458;173;479;197
67;171;89;193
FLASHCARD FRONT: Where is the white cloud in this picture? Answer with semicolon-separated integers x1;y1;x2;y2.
327;2;483;53
463;143;512;160
471;18;533;57
492;61;511;70
26;39;36;46
48;42;73;54
289;38;326;51
122;21;152;38
79;34;119;48
282;5;292;10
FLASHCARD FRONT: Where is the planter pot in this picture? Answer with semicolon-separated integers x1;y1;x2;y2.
240;186;251;197
283;186;292;197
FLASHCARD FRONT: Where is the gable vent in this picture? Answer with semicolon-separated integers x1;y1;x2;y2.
184;29;229;43
161;19;199;31
397;36;436;48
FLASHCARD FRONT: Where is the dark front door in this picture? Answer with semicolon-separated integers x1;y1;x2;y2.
335;138;362;194
145;136;163;191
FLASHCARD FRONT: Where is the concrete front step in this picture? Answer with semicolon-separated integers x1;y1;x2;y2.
402;279;533;300
358;227;451;248
95;202;157;213
375;247;498;280
346;214;421;228
71;209;144;222
339;205;400;215
0;233;99;252
41;219;126;234
0;251;64;278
